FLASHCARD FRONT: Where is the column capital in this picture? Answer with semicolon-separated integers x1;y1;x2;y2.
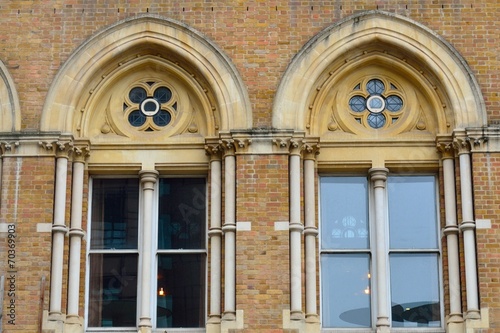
0;140;19;156
39;140;74;158
301;140;320;160
72;141;90;163
369;167;389;182
205;141;223;162
436;137;455;159
453;136;471;155
139;170;159;187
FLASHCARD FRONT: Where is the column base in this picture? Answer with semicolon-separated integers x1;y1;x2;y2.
221;309;244;333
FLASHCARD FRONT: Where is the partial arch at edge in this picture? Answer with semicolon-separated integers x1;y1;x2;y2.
0;60;21;132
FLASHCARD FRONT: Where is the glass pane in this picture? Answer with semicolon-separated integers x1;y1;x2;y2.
129;86;147;104
349;95;366;112
158;178;206;249
320;177;369;249
367;113;386;128
366;79;385;95
157;254;206;328
390;253;441;327
321;254;371;328
88;254;138;327
91;178;139;249
388;176;438;249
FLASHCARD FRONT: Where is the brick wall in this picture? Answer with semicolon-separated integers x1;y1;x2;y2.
473;152;500;331
236;154;290;331
0;1;497;130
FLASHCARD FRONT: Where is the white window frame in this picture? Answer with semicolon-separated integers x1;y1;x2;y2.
319;173;445;332
85;175;208;333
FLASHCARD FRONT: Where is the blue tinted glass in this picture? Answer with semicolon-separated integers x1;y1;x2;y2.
154;86;172;103
390;254;441;327
388;176;438;249
368;97;383;109
321;177;369;249
367;113;385;128
349;96;366;112
321;254;371;328
366;79;385;95
386;95;403;112
128;110;146;127
153;110;172;127
129;87;147;104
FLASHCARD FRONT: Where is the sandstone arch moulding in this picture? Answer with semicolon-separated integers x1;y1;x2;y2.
0;60;21;132
41;14;252;140
272;10;486;136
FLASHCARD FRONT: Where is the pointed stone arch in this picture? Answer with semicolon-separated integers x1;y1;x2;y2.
0;60;21;132
272;11;486;135
41;14;252;138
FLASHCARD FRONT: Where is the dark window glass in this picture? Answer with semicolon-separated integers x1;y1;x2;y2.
128;110;147;127
153;110;172;127
88;254;138;327
158;178;206;249
154;86;172;103
129;87;147;104
157;254;206;328
90;178;139;249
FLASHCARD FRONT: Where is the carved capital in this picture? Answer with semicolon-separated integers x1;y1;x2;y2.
0;140;19;156
205;142;223;161
453;137;471;155
436;141;454;159
39;140;74;158
301;141;320;160
72;144;90;163
219;139;236;157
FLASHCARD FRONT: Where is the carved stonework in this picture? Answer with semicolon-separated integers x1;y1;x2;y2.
302;141;320;160
453;136;471;155
0;140;19;156
72;144;91;163
436;141;454;159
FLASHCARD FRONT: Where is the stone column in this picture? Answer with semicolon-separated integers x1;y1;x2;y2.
66;144;90;327
205;142;223;327
437;140;463;324
302;141;319;323
369;168;390;330
138;170;159;332
289;139;304;320
454;137;480;319
46;140;73;321
221;139;236;321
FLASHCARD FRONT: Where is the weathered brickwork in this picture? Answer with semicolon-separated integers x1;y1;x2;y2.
0;1;498;129
473;153;500;331
0;1;498;332
236;154;290;331
0;157;55;331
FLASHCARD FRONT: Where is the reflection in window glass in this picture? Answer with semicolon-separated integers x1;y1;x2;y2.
388;176;438;249
321;254;371;328
158;178;206;250
88;254;138;327
321;177;369;249
157;254;206;328
390;254;441;327
90;178;139;250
